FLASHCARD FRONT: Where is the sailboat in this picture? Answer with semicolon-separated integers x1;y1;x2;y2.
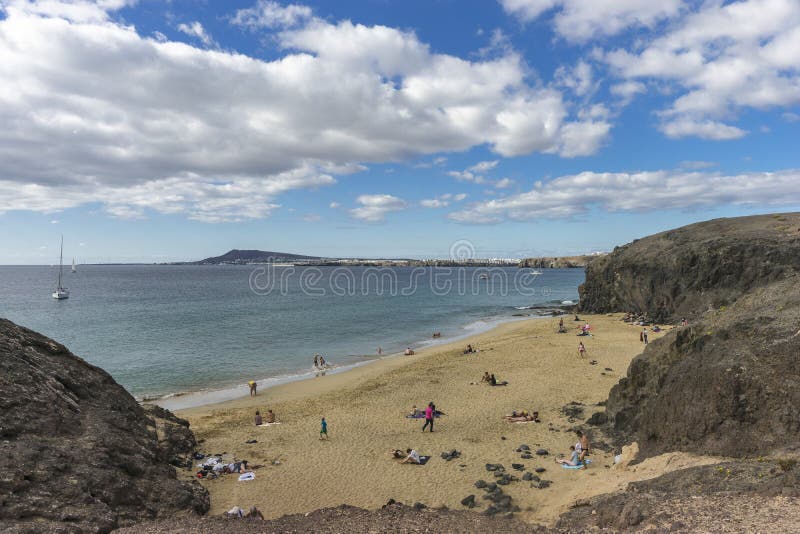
52;236;70;300
71;258;77;273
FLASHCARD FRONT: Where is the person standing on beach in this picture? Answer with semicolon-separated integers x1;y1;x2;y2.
422;402;434;432
248;380;257;396
576;430;590;463
578;342;586;358
642;327;649;345
320;417;328;440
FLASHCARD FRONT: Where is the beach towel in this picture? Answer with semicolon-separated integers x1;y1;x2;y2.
258;422;282;426
417;456;430;465
238;472;256;481
561;459;592;470
405;412;442;419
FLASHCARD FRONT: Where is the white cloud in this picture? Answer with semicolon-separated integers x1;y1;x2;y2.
448;170;485;184
329;201;340;209
660;118;747;141
1;0;134;23
602;0;800;139
500;0;684;42
421;192;467;208
448;160;500;184
420;198;448;208
449;168;800;223
495;178;514;189
610;80;646;105
0;4;609;221
783;112;800;123
349;194;407;222
302;213;321;222
177;21;215;47
555;60;594;96
231;0;312;30
50;219;59;224
467;160;499;173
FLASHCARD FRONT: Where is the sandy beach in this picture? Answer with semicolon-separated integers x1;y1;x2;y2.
178;314;720;526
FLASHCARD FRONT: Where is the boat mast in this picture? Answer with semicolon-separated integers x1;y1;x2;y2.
58;235;63;289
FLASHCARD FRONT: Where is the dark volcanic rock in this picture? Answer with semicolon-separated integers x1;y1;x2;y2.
576;213;800;459
0;319;209;533
578;212;800;322
556;460;800;532
604;278;800;458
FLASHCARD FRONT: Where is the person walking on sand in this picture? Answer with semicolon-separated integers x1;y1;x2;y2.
319;417;328;440
642;327;649;345
578;342;586;358
422;402;434;432
248;380;257;396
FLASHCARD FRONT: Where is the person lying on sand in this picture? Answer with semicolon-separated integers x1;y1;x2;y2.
400;448;422;464
224;460;249;474
389;449;405;459
555;446;584;468
503;410;540;422
264;409;276;423
505;414;536;422
489;374;508;386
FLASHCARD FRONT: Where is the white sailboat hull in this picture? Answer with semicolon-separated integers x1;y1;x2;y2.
53;289;70;299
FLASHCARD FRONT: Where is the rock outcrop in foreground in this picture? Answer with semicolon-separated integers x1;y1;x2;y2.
0;319;209;533
579;213;800;459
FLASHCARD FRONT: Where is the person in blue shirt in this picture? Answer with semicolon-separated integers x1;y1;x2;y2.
319;417;328;440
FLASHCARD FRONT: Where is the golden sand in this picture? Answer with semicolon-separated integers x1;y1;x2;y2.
179;314;720;525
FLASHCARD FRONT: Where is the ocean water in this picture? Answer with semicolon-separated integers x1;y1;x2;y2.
0;265;584;403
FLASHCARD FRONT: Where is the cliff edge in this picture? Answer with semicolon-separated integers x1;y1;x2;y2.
578;213;800;322
579;213;800;459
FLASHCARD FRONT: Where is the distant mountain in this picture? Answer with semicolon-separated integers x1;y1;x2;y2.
195;249;321;264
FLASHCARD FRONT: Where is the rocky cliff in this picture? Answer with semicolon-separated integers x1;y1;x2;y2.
0;319;209;533
579;213;800;459
578;213;800;322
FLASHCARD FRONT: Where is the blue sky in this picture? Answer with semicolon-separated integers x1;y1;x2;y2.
0;0;799;263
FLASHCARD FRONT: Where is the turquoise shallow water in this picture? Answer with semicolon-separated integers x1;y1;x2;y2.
0;265;584;400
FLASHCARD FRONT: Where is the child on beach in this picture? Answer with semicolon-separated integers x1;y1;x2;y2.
319;417;328;440
578;342;586;358
248;380;257;396
265;409;276;423
254;410;262;426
